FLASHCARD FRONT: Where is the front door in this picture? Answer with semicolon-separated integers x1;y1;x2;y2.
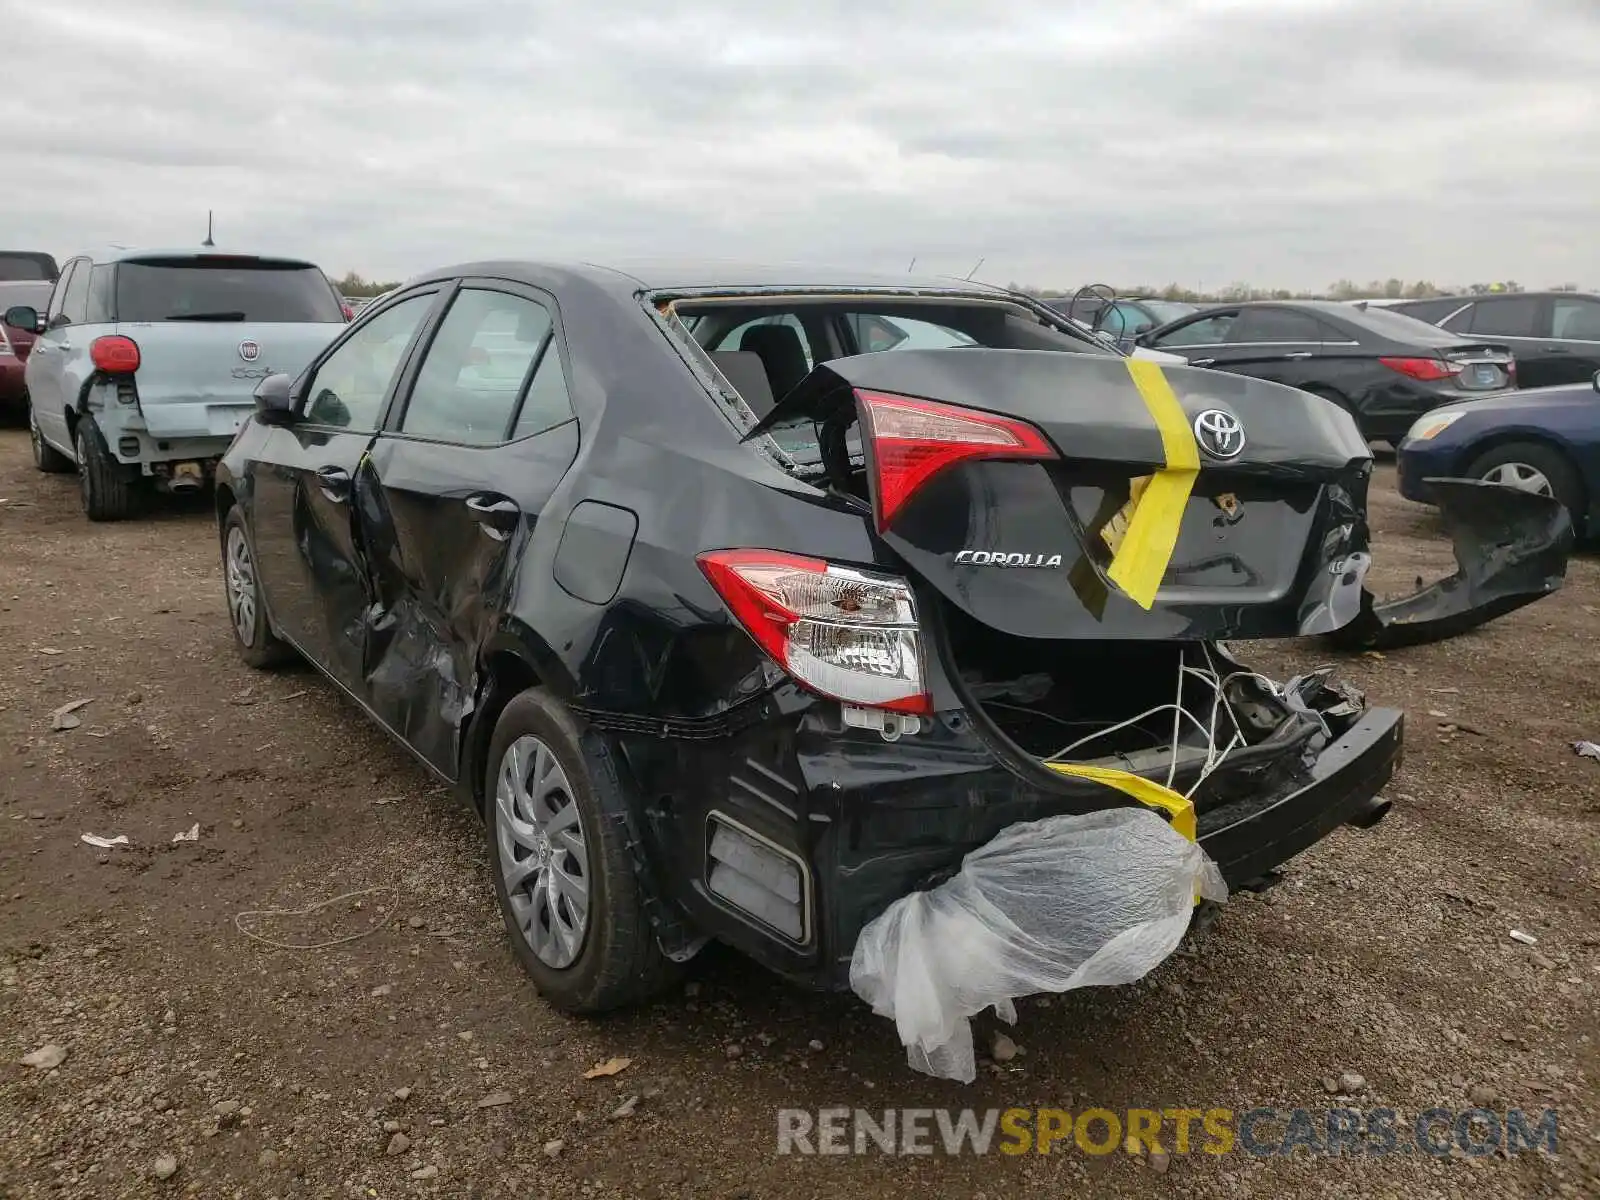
24;259;84;451
354;283;581;777
250;289;442;693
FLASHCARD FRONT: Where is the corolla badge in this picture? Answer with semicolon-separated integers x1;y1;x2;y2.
238;340;261;362
1193;409;1245;459
954;550;1064;568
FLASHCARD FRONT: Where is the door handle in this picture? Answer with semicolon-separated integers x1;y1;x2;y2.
314;465;352;502
465;493;519;540
1545;345;1571;353
1284;351;1314;359
1190;357;1216;367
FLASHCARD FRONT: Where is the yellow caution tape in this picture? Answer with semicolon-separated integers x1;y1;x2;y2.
1044;761;1197;843
1105;360;1200;610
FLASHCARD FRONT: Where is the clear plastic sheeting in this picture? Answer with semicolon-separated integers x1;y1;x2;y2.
849;808;1228;1083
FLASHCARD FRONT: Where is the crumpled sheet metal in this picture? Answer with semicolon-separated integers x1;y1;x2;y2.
1325;478;1572;651
849;808;1228;1083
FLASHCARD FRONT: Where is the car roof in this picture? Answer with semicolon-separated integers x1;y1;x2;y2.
407;258;1017;299
1392;291;1600;304
71;246;322;268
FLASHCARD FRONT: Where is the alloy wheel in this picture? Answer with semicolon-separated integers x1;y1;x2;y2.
224;525;259;644
495;735;590;969
1481;461;1553;497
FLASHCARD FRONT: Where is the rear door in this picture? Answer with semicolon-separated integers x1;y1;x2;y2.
355;282;581;776
1204;307;1327;386
1458;295;1558;387
1549;295;1600;385
249;289;443;693
24;258;88;452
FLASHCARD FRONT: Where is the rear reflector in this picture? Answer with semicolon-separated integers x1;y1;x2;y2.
706;815;807;942
697;549;928;713
855;389;1057;531
1379;356;1460;383
90;335;140;374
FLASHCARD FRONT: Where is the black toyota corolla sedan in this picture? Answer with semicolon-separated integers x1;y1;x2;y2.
214;261;1569;1014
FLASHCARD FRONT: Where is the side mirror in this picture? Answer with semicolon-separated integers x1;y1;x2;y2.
1593;369;1600;394
253;373;299;426
3;305;40;334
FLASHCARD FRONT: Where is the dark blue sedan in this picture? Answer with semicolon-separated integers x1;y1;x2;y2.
1397;372;1600;538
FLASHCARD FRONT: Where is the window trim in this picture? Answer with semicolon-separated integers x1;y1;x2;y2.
293;286;448;434
381;278;577;448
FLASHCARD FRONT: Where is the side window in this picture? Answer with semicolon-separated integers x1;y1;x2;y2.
304;293;434;430
845;313;977;353
1468;297;1541;338
1229;309;1325;343
1440;304;1474;333
401;289;554;445
60;262;91;325
1153;312;1237;347
47;261;80;323
510;342;575;440
86;265;116;324
1098;302;1153;338
1552;297;1600;341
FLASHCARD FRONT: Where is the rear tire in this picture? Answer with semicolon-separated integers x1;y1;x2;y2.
485;688;677;1014
221;507;293;668
1465;441;1586;535
29;403;72;474
74;417;136;521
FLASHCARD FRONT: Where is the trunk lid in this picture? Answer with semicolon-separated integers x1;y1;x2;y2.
748;348;1376;642
119;321;342;436
1436;342;1515;391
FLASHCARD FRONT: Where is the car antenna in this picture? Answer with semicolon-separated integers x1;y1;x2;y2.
202;210;215;248
907;257;917;273
965;257;986;281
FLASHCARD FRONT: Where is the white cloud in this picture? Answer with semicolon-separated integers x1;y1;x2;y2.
4;0;1598;290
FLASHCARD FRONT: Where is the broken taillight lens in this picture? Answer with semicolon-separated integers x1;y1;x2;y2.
90;335;140;373
1378;356;1461;383
697;549;929;714
854;389;1057;531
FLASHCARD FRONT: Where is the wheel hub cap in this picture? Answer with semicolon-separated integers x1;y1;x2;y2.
1482;462;1553;497
225;527;258;643
495;735;590;969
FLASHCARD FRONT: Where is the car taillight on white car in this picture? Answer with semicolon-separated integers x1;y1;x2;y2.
697;549;929;715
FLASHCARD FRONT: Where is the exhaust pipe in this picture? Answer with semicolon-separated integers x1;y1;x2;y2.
168;461;205;494
1345;795;1393;829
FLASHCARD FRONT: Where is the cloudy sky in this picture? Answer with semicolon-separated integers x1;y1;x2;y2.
6;0;1598;291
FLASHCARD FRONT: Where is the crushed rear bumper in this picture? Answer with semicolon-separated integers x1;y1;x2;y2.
618;694;1403;992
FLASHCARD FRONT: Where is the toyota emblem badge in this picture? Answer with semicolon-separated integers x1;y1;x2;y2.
1193;409;1246;459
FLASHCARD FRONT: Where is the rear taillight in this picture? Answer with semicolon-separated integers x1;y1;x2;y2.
855;389;1057;531
1378;356;1460;383
697;549;928;714
341;303;354;321
90;335;140;373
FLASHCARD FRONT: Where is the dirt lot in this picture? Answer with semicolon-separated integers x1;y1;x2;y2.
1;427;1596;1199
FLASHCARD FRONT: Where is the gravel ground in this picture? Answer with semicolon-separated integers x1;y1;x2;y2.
1;428;1596;1199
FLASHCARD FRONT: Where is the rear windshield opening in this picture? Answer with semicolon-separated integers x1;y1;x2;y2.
114;258;343;323
663;294;1108;484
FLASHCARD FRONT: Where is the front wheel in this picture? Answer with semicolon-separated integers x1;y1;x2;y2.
1466;441;1586;536
29;404;73;474
485;688;676;1014
221;507;292;668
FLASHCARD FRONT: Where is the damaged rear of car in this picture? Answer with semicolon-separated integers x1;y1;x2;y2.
216;264;1569;1075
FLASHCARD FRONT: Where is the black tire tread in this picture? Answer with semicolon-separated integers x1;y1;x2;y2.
75;419;136;521
30;406;73;474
